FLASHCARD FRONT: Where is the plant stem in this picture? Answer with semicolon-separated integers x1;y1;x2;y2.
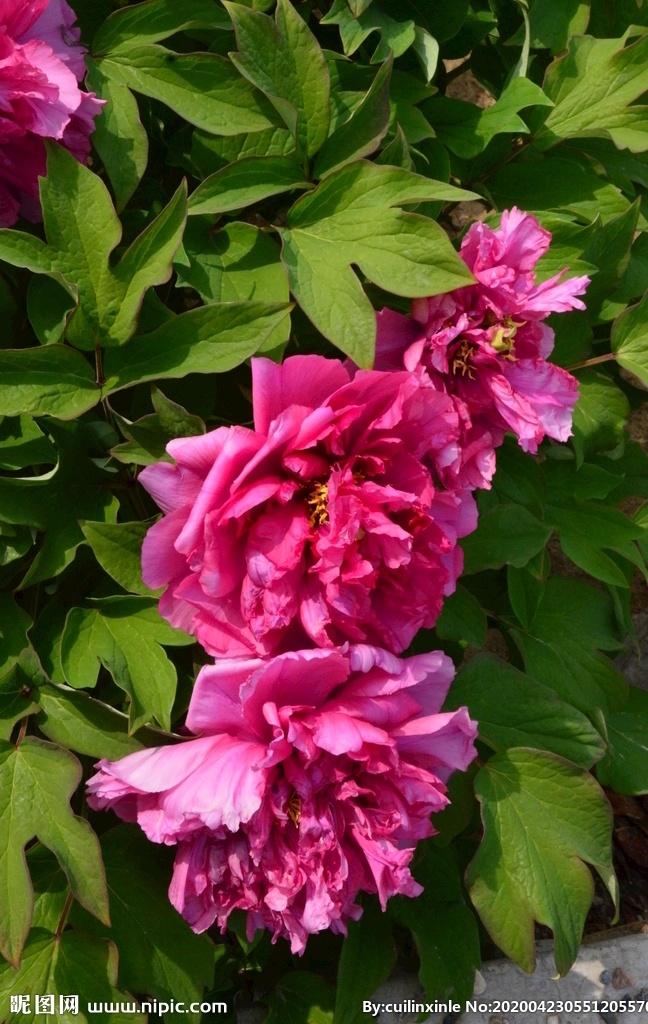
54;891;74;940
567;352;617;371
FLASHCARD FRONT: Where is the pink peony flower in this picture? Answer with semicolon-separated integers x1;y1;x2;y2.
0;0;104;226
139;355;476;658
375;208;588;486
87;644;478;953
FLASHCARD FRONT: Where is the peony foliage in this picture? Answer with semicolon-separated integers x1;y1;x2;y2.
1;0;648;1020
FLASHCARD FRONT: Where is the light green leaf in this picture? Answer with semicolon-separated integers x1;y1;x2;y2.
0;930;143;1024
314;57;392;178
448;655;606;768
189;155;309;216
536;32;648;151
37;685;148;761
71;826;215;1024
334;897;395;1024
225;0;330;160
102;301;291;393
612;290;648;387
80;521;158;596
279;161;476;365
322;0;416;64
597;687;648;795
425;77;553;159
467;749;617;975
61;597;192;732
0;737;110;967
99;44;278;136
187;125;295;179
0;421;118;588
93;0;229;54
0;346;99;419
413;26;439;82
86;60;149;212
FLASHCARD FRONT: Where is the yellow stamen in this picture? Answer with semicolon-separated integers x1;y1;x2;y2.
451;339;477;378
287;791;301;827
306;481;329;527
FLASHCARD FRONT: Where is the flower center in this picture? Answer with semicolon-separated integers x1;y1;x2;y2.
490;316;523;358
451;339;477;378
286;791;301;827
306;481;329;527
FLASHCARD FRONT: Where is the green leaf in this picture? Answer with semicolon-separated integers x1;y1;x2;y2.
61;597;192;732
278;161;477;365
314;57;392;179
448;655;606;768
413;26;439;83
597;687;648;795
99;45;278;136
0;650;40;743
86;61;149;212
0;421;119;588
0;737;110;967
0;595;31;677
548;501;644;586
27;277;76;346
322;0;416;64
612;290;648;387
111;387;206;466
37;685;148;761
489;155;631;223
265;972;335;1024
188;155;309;216
0;146;188;350
93;0;230;54
425;77;553;159
389;845;479;1003
467;749;617;975
225;0;330;161
0;929;143;1024
334;897;395;1024
526;0;591;53
80;521;158;596
435;584;487;648
0;346;99;419
578;201;640;315
510;576;627;714
71;826;215;1024
536;31;648;151
0;415;55;471
572;370;630;462
102;301;291;393
461;503;552;573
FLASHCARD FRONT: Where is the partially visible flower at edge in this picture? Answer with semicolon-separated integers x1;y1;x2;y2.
87;644;478;954
375;207;589;488
0;0;104;226
139;354;477;659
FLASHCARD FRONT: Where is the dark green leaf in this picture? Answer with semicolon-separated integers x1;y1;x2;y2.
598;687;648;795
435;585;487;648
334;897;395;1024
448;655;605;768
314;57;392;179
461;503;551;573
611;290;648;388
93;0;230;54
80;521;159;596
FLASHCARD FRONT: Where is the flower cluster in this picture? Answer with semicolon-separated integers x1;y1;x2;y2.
88;208;585;952
376;207;588;489
0;0;103;226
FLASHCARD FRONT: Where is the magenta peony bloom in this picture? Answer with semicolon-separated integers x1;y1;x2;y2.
139;355;476;658
0;0;103;226
375;208;588;486
87;644;478;953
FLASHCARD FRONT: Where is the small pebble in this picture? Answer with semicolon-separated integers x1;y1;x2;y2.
546;1015;561;1024
473;970;486;995
612;967;634;989
600;970;612;985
